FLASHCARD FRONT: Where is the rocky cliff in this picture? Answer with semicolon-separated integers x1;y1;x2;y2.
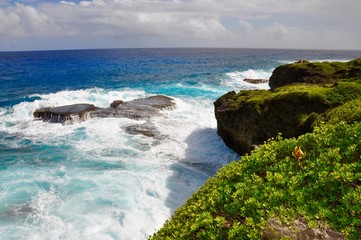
215;59;361;155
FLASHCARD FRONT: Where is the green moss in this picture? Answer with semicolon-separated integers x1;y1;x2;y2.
223;80;361;132
151;121;361;239
317;97;361;125
324;82;361;106
269;59;361;89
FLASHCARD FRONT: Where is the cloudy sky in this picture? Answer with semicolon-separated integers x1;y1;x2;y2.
0;0;360;51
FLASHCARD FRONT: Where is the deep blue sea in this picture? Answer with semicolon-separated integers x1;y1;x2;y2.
1;48;360;239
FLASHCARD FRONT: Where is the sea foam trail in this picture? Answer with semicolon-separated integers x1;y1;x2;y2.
0;88;238;239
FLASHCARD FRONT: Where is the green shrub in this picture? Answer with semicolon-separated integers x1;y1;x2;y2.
151;121;361;239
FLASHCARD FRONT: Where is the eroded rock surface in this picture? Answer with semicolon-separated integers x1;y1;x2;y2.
90;95;175;119
215;59;361;155
123;121;165;139
33;104;98;123
33;95;175;136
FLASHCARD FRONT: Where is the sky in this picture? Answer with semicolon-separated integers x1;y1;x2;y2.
0;0;360;51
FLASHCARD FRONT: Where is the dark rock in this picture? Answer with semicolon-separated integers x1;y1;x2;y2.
123;95;175;110
33;104;98;123
33;95;175;125
91;95;175;119
243;78;269;84
110;100;124;108
214;90;331;155
269;62;334;89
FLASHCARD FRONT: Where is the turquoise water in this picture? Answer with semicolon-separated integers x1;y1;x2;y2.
0;48;360;239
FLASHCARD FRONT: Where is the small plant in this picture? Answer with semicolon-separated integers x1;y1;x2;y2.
292;146;304;167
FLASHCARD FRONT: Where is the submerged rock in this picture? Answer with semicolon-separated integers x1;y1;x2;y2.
34;95;175;124
123;122;164;139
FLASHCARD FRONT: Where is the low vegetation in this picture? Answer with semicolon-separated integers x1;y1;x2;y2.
151;119;361;239
151;60;361;239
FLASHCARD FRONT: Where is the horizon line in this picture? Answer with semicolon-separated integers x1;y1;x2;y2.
1;46;361;54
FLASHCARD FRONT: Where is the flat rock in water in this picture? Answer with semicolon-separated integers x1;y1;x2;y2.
91;95;175;119
33;104;98;123
33;95;175;125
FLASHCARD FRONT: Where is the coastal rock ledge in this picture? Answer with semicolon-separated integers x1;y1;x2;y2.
214;59;361;155
33;95;175;138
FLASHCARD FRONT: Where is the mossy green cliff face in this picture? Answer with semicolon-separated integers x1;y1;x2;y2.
215;59;361;155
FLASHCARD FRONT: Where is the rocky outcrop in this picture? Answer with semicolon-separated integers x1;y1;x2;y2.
214;90;330;155
34;95;175;138
90;95;175;119
215;59;361;155
269;58;361;89
33;104;99;123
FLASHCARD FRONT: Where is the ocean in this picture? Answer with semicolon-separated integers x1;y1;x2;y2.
0;48;360;239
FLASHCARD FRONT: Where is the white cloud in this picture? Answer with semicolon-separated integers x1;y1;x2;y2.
79;1;92;7
60;1;77;6
0;3;64;36
238;19;253;35
0;0;360;50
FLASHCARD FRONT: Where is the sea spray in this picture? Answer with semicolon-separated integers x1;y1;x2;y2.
0;88;238;239
222;69;272;91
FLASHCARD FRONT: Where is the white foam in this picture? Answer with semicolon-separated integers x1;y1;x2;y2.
0;88;238;239
222;69;271;91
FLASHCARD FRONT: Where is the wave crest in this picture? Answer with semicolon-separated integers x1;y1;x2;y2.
221;69;271;91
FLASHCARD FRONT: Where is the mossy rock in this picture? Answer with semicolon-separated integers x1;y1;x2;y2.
215;59;361;155
269;59;361;89
215;81;361;155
